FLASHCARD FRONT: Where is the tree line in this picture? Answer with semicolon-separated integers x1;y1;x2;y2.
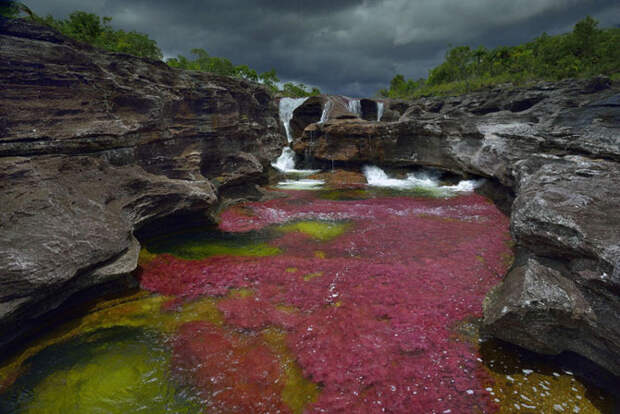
380;16;619;98
0;1;320;97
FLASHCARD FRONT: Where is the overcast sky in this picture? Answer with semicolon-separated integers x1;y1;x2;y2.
24;0;620;97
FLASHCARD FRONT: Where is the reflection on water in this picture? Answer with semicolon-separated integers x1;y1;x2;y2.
0;177;616;413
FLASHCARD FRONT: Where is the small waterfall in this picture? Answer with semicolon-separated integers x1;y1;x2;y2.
279;97;308;143
362;165;481;193
318;100;333;124
272;97;320;178
377;102;384;121
347;99;361;117
272;147;297;171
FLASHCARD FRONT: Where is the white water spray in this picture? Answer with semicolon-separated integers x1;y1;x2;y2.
272;97;321;177
279;97;308;143
377;101;384;121
276;179;325;190
318;100;333;124
347;99;361;117
362;165;481;193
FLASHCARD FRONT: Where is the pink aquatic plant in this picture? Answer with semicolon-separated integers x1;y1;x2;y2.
141;193;511;413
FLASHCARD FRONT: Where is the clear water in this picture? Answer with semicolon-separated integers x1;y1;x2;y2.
0;175;615;413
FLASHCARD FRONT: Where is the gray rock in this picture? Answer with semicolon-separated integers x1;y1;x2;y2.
0;20;284;350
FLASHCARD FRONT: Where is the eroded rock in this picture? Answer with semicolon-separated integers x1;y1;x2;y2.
0;20;284;350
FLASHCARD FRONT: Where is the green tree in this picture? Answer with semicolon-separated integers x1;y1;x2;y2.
259;69;279;91
0;0;19;18
379;16;619;98
33;11;162;60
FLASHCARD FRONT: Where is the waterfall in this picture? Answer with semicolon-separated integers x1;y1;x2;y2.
279;97;308;143
377;102;384;121
362;165;481;193
318;100;333;124
272;97;320;178
347;99;361;117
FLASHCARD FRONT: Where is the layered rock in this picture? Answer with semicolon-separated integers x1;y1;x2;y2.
292;79;620;374
0;20;284;350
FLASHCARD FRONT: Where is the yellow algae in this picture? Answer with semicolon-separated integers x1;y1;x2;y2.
137;247;158;266
262;328;320;414
480;340;615;414
275;304;299;314
0;293;223;392
162;297;224;329
286;267;298;273
277;220;351;241
228;287;255;298
143;228;281;260
165;241;280;260
303;271;324;281
314;250;326;259
11;329;201;414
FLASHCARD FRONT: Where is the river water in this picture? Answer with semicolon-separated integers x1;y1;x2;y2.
0;174;614;413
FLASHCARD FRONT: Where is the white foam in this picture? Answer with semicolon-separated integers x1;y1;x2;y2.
279;97;308;143
347;98;361;117
318;100;333;124
272;97;321;174
362;165;481;194
377;101;384;121
276;179;325;190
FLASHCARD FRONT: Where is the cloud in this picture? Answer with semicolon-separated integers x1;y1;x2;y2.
24;0;620;97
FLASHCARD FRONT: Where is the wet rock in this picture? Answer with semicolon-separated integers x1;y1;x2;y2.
484;156;620;375
483;254;619;376
360;98;378;121
289;96;360;139
0;20;283;350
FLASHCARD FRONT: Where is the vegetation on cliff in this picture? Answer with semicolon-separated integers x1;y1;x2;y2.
167;49;321;97
380;16;620;98
1;1;320;97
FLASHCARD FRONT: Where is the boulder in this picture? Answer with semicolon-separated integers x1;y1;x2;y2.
0;19;284;350
484;156;620;375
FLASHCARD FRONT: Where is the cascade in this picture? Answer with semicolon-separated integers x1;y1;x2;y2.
318;100;333;124
272;97;321;177
362;165;481;193
347;98;361;117
377;101;384;121
279;97;308;143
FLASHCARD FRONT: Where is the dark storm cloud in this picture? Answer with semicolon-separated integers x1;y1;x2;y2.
25;0;620;97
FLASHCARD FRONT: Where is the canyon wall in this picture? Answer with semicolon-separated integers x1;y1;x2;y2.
0;19;285;351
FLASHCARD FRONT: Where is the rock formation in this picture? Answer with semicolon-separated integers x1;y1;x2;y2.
292;79;620;375
0;19;284;351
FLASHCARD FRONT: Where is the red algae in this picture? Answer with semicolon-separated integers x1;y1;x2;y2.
141;193;512;413
172;321;290;413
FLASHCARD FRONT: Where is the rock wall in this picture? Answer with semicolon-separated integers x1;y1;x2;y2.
0;20;285;350
292;80;620;375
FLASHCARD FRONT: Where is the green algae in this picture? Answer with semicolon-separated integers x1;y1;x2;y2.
0;293;223;393
277;220;351;241
262;328;320;414
143;228;280;260
0;327;202;414
303;271;324;281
